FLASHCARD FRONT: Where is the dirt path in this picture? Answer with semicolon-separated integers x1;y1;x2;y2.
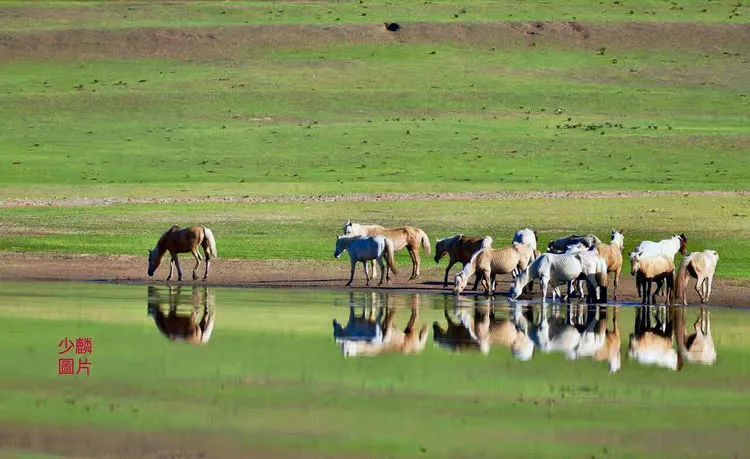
2;190;748;208
1;252;747;306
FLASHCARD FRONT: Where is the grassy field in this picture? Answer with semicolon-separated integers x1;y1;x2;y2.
1;282;749;457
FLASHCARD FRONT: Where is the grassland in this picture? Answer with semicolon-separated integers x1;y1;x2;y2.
0;3;748;259
1;282;749;457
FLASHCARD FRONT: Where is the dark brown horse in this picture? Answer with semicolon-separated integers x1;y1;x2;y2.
148;225;217;281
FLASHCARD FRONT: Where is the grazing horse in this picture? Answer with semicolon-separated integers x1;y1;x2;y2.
547;234;601;254
628;306;680;370
674;250;719;305
434;234;493;288
148;225;217;281
334;235;397;286
675;306;716;365
343;221;431;280
510;253;584;303
453;242;534;296
596;230;625;300
147;285;215;345
341;299;429;357
636;234;687;260
631;254;675;305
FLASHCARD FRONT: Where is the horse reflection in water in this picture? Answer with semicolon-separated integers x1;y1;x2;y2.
147;286;216;344
628;305;679;370
433;297;530;355
433;298;621;372
332;292;428;357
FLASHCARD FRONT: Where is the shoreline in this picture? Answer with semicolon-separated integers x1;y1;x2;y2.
2;252;748;307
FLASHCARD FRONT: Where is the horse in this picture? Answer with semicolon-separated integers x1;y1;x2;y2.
434;234;492;288
596;230;625;300
333;305;384;344
674;250;719;305
342;302;429;357
509;253;584;303
674;306;716;365
628;305;680;370
631;254;675;305
147;285;215;345
565;244;609;303
453;242;534;296
513;228;538;251
334;235;397;287
636;234;687;260
148;225;217;281
343;221;431;280
547;234;601;254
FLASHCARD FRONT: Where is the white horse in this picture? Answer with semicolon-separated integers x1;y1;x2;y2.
334;236;397;286
566;244;609;301
513;228;537;251
674;250;719;305
510;253;583;303
636;234;687;260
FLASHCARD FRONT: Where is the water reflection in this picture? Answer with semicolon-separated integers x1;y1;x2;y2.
147;286;215;344
333;292;428;357
331;292;717;373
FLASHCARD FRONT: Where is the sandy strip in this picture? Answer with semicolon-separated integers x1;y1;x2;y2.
2;190;748;208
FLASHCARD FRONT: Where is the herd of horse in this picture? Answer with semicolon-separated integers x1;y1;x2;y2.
334;221;718;306
147;221;719;306
332;293;716;372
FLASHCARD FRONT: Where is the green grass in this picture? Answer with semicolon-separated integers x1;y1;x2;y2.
1;196;749;278
1;282;749;457
0;0;747;32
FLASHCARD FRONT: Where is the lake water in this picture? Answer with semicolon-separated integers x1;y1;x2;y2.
1;281;749;457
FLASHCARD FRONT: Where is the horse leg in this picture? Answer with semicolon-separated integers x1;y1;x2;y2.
443;260;456;287
363;261;370;286
191;250;201;281
483;271;492;297
613;267;621;301
378;256;387;286
166;259;174;281
346;260;355;287
694;275;704;303
412;247;422;279
173;256;183;282
542;278;549;304
406;247;417;280
706;275;713;303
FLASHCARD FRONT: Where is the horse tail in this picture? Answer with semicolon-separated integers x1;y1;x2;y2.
202;227;218;258
419;229;431;255
481;236;493;249
384;238;398;275
674;255;691;305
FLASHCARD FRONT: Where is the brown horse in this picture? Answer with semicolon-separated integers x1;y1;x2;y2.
631;254;674;305
596;230;624;300
147;285;215;345
434;234;493;287
148;225;217;281
344;221;431;280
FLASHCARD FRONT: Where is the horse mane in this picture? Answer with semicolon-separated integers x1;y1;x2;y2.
156;225;180;250
438;234;462;246
459;248;485;279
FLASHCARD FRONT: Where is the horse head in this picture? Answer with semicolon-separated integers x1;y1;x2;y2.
453;273;468;294
509;270;529;300
611;230;625;251
334;236;347;258
678;233;688;255
434;238;447;263
147;249;161;276
629;252;640;276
